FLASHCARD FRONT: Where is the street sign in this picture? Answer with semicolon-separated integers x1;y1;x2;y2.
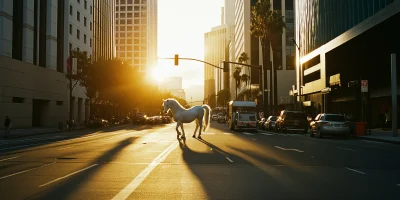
72;58;77;75
361;80;368;92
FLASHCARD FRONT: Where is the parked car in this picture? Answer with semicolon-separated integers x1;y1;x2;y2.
276;110;308;134
310;113;351;138
217;113;226;123
133;112;147;125
258;118;266;130
264;116;278;131
211;114;218;121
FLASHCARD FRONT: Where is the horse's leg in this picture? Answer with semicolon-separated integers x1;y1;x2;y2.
193;119;199;138
198;118;203;139
175;122;181;139
180;123;186;139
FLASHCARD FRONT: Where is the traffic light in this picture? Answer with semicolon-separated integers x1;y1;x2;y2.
223;61;229;72
174;54;179;66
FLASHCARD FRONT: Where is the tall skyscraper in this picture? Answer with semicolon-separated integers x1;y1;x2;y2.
115;0;158;73
93;0;115;61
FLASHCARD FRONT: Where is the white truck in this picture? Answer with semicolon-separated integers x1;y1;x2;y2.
228;101;257;131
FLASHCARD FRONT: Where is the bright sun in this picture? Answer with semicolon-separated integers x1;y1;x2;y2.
151;64;170;83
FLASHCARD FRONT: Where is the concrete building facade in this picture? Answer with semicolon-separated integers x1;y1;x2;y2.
93;0;115;61
294;0;400;127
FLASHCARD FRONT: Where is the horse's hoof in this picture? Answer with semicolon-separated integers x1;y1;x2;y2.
197;136;202;139
192;135;196;138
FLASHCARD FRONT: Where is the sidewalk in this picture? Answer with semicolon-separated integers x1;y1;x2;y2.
0;125;86;139
354;128;400;144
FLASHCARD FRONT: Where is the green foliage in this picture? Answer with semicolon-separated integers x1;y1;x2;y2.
238;52;249;64
217;89;230;106
241;74;250;85
208;93;216;109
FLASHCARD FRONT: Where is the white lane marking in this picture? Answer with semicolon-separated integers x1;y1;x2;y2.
0;162;55;180
252;138;257;140
345;167;366;175
260;132;274;136
39;164;98;187
243;132;254;136
203;132;215;135
0;156;20;162
225;157;234;163
0;143;47;151
361;140;385;144
57;146;75;150
274;146;304;153
337;147;356;151
112;141;178;200
224;132;233;135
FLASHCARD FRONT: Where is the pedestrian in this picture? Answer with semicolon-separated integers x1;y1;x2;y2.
4;116;11;138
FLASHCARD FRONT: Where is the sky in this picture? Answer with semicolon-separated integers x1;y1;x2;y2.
155;0;225;91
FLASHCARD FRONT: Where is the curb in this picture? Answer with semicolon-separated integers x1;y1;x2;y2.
352;135;400;145
1;127;87;140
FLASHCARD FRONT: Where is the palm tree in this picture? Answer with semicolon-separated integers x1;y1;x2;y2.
238;52;251;98
233;67;242;99
251;0;285;114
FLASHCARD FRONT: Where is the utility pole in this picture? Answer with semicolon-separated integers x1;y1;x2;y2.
391;53;397;137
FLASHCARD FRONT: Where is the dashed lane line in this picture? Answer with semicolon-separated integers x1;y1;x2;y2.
39;164;98;187
0;162;55;180
260;132;275;136
243;132;254;136
345;167;366;175
274;146;304;153
225;157;234;163
0;156;20;162
337;147;356;151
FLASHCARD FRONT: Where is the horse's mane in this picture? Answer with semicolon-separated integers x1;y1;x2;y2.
166;98;184;108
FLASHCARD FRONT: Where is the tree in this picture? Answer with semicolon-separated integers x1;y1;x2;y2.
251;0;285;114
233;67;242;99
217;89;231;106
67;49;91;124
238;52;251;98
208;93;217;108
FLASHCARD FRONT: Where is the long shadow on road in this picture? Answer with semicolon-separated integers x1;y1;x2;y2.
26;136;139;200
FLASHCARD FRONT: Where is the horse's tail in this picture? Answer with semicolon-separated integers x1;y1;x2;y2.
202;104;211;132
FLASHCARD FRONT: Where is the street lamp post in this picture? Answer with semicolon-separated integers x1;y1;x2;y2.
291;38;302;111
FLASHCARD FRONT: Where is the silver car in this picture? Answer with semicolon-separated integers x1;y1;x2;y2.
264;116;278;131
310;114;351;138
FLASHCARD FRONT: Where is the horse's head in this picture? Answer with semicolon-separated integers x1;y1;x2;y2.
162;99;170;114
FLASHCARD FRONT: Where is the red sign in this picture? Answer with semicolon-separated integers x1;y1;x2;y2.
361;80;368;92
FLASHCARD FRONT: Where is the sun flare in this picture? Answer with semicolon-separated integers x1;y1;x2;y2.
151;64;171;83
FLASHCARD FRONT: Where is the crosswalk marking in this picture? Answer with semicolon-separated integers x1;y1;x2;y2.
224;132;233;135
243;132;254;136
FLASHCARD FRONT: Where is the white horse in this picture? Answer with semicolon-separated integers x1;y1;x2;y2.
163;98;211;139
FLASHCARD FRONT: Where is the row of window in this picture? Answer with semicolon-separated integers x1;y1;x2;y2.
70;6;93;30
116;12;146;18
69;24;92;46
116;19;147;25
116;5;147;11
116;39;146;45
115;25;147;31
117;0;147;4
116;32;146;38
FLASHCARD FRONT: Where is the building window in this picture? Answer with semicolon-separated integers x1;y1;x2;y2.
90;22;92;31
70;5;73;15
90;5;92;15
84;17;87;26
90;38;92;47
128;0;132;4
77;0;80;3
77;29;80;39
84;0;87;9
69;43;72;52
56;101;63;106
77;11;80;21
84;34;87;43
77;47;80;52
69;24;72;34
13;97;25;103
127;6;132;11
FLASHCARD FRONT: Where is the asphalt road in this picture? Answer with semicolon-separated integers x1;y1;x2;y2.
0;121;400;200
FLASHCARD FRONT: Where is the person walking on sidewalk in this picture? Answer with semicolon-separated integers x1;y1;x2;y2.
4;116;11;138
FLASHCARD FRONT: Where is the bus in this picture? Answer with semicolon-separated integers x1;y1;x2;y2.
228;101;257;131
